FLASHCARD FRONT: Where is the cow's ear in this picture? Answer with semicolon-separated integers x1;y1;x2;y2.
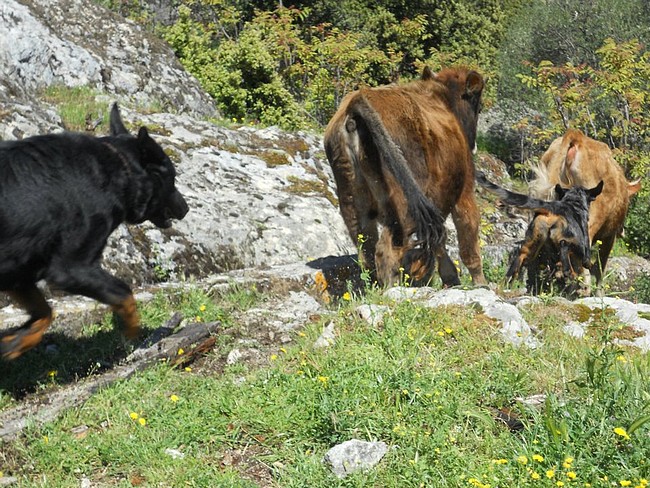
421;66;436;80
109;103;129;136
588;180;604;200
465;71;484;96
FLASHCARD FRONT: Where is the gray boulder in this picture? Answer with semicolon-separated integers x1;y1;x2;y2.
0;0;216;117
323;439;389;479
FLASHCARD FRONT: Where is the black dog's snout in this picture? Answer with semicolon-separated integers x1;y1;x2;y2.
170;191;189;220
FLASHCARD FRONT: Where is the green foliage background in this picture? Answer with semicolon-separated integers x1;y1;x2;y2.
104;0;650;253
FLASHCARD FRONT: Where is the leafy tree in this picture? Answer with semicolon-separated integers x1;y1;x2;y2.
516;39;650;255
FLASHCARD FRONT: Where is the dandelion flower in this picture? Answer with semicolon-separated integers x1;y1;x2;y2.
556;482;564;487
170;394;179;402
620;481;632;487
532;454;544;462
129;412;139;420
270;354;278;361
199;304;206;312
184;366;192;372
517;455;528;465
566;471;577;480
342;291;351;301
614;427;630;440
546;470;555;479
531;472;541;480
177;348;184;355
138;417;147;426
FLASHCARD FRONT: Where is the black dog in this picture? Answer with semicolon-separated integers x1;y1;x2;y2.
0;104;189;360
476;172;603;290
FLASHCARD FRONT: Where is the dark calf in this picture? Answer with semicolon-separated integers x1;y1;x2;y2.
0;104;188;360
476;172;602;289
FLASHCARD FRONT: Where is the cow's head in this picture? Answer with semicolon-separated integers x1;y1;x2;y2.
423;67;484;153
374;226;452;288
550;181;604;281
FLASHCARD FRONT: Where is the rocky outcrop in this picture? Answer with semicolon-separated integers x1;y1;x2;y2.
0;0;216;117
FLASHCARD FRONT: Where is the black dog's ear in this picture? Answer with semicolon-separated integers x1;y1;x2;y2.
587;180;604;200
110;103;129;136
137;126;150;141
554;184;567;199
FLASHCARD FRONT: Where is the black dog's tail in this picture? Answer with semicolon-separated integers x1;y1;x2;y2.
346;94;446;260
476;171;558;214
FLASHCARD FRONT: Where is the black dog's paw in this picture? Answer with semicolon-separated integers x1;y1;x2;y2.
0;319;50;360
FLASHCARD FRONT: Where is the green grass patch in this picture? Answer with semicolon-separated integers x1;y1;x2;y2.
41;85;109;132
2;288;649;487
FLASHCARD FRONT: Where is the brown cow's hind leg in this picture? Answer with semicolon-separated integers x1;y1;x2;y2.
451;194;487;285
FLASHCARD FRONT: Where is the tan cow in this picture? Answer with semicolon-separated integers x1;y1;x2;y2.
324;67;486;287
530;129;640;290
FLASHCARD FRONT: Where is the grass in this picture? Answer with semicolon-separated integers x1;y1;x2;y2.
41;85;109;132
1;282;649;487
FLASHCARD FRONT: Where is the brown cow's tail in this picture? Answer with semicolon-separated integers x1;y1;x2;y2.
347;94;446;261
529;161;556;200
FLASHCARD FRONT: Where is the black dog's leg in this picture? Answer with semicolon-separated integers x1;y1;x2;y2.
48;265;141;339
0;285;53;360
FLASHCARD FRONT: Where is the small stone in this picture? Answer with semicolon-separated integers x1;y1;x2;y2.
164;448;185;460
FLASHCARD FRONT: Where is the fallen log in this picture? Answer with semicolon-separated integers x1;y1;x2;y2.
0;314;220;441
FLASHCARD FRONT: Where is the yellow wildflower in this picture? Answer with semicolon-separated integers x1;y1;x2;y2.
184;366;192;372
177;348;184;355
170;394;179;402
517;455;528;465
199;304;206;312
270;354;278;361
129;412;139;420
614;427;631;440
138;417;147;426
566;471;577;480
531;472;540;480
546;470;555;479
556;482;564;487
342;291;351;301
532;454;544;462
620;481;632;487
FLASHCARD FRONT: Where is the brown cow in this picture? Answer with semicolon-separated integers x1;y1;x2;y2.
530;129;640;291
324;67;486;287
